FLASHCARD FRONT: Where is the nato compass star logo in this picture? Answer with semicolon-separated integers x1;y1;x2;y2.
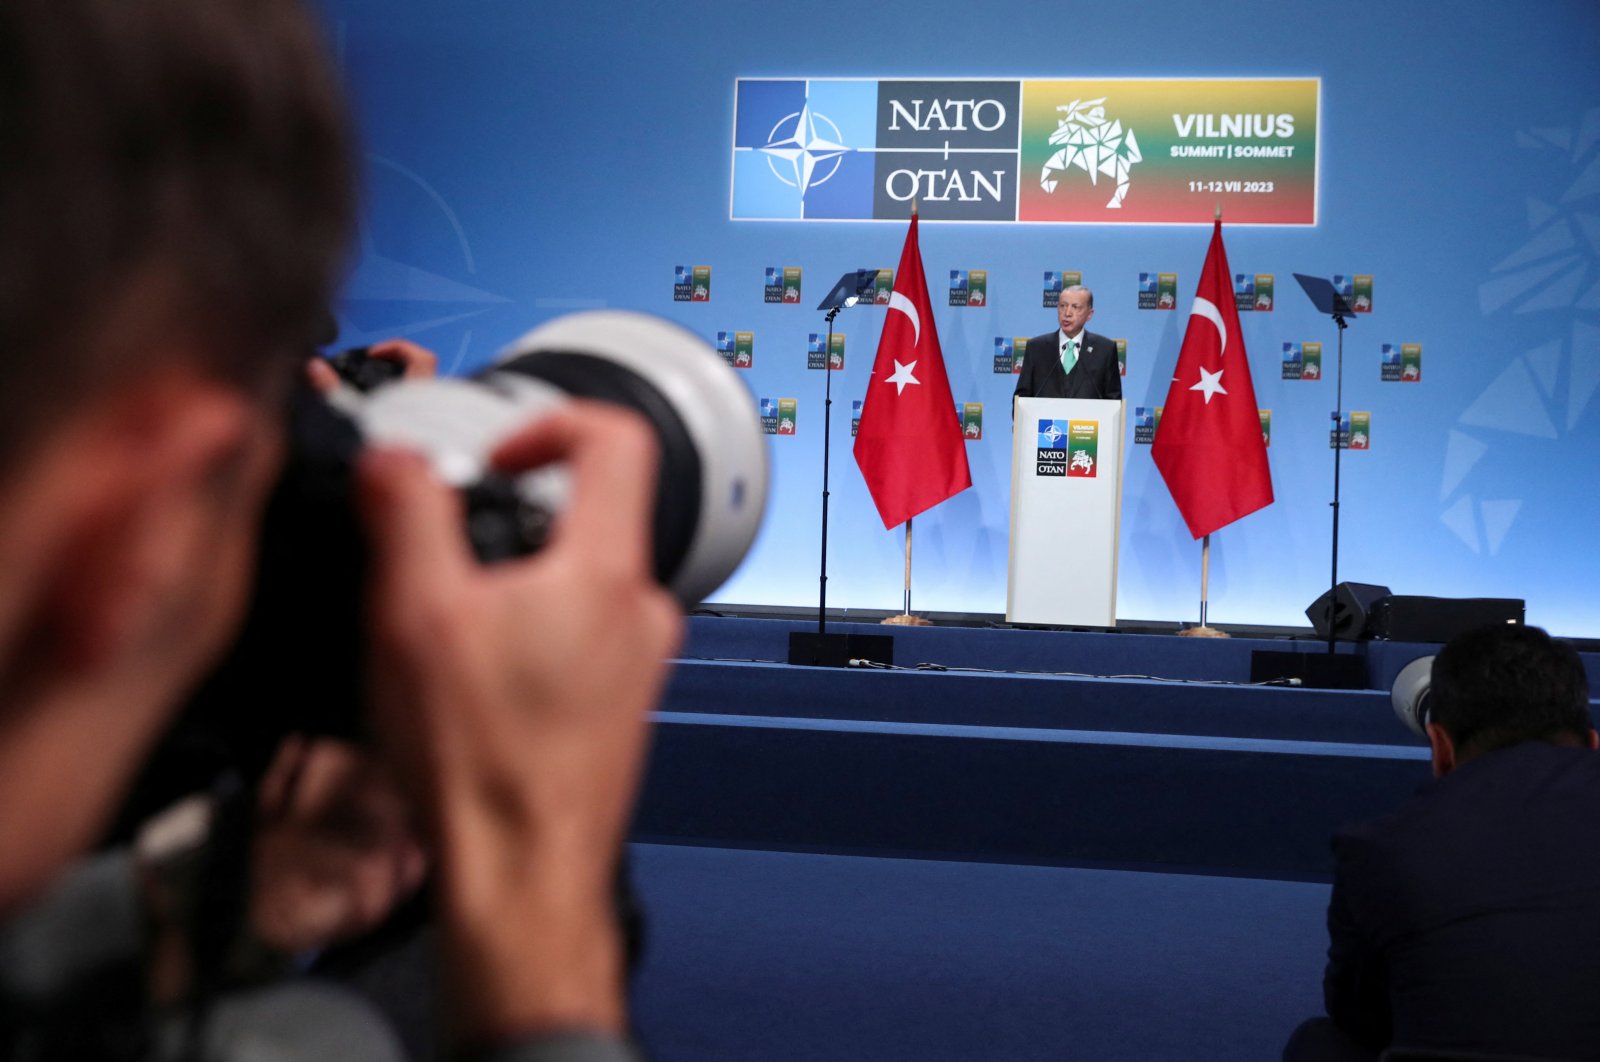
1037;420;1068;449
759;102;849;195
732;79;877;220
338;155;511;373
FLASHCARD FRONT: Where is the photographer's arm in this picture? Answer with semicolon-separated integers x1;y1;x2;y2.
356;402;679;1054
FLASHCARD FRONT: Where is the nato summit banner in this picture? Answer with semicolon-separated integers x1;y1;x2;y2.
732;78;1319;225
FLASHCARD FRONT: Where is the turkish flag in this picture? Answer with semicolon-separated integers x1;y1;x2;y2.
1150;219;1274;538
853;214;971;529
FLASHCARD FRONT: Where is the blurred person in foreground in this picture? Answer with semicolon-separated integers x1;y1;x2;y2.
1285;624;1600;1061
0;1;676;1060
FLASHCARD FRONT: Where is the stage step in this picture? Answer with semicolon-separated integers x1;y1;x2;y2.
634;709;1424;881
635;619;1599;880
661;658;1407;746
681;616;1600;693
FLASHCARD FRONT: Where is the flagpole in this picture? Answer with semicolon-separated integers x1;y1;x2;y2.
880;199;934;630
1203;203;1220;634
904;518;913;614
1178;203;1232;640
882;515;930;626
904;201;916;623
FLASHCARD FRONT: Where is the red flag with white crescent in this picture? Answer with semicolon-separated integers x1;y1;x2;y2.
852;214;971;529
1150;218;1274;538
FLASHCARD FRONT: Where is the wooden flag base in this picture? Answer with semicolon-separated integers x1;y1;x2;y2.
1178;625;1231;639
882;613;932;627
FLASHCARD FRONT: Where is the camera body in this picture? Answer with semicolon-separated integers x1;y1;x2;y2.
180;311;767;759
326;345;406;392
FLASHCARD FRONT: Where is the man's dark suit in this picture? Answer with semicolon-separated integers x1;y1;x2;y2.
1013;329;1122;403
1311;741;1600;1059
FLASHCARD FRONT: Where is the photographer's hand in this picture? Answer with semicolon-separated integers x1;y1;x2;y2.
136;736;427;1005
354;402;680;1044
304;338;438;396
251;735;428;957
365;338;439;380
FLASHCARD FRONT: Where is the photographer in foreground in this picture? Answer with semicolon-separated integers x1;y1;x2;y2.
1285;624;1600;1061
0;1;675;1059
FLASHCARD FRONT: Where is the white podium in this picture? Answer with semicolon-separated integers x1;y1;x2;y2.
1006;397;1125;627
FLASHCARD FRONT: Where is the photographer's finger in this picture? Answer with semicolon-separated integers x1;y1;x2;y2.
257;734;311;821
490;404;659;578
367;338;439;380
355;447;474;619
304;357;341;395
485;403;587;471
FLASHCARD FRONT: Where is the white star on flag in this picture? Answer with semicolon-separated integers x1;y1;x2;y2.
886;359;920;395
1189;365;1227;404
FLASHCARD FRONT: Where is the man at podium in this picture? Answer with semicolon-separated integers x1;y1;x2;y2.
1014;285;1122;404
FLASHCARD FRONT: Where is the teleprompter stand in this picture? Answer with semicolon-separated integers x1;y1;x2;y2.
1251;274;1365;690
788;270;895;668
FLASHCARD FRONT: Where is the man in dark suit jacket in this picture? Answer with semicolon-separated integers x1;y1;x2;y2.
1013;285;1122;406
1285;624;1600;1061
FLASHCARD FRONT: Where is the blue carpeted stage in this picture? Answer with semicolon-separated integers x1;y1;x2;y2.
626;616;1600;1060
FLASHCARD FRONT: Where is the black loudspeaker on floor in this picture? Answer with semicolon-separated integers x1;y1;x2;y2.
1305;582;1392;641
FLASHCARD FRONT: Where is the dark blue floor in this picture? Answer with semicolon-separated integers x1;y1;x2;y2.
629;843;1329;1062
623;619;1466;1058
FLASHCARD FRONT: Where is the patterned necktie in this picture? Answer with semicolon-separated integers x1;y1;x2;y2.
1061;336;1078;374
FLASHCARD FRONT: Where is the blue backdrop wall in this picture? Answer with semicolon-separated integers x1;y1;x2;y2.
314;0;1600;635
